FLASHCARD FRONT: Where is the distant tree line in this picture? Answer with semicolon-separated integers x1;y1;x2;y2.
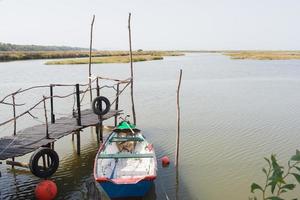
0;42;91;51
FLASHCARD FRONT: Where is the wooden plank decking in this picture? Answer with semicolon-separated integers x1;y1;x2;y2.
0;109;120;160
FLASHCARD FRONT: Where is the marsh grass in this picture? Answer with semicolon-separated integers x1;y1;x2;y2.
224;51;300;60
45;55;164;65
0;50;183;62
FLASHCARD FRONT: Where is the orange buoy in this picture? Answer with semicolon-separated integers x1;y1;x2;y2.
161;156;170;167
35;180;57;200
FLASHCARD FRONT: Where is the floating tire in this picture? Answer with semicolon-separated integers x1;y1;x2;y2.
29;147;59;178
92;96;110;115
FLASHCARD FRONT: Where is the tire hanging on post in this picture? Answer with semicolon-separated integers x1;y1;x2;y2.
29;147;59;178
92;96;110;116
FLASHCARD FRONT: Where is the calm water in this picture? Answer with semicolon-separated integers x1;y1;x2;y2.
1;53;300;199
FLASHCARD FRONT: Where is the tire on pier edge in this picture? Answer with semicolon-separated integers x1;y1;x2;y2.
92;96;110;116
29;147;59;178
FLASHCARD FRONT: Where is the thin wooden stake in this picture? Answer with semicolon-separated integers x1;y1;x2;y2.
128;12;136;125
43;96;49;139
89;15;95;102
175;69;182;167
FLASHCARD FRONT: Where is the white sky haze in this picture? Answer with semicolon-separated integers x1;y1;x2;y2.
0;0;299;50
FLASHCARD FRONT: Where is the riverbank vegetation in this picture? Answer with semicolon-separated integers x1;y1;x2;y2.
0;50;183;63
250;150;300;200
224;51;300;60
45;55;163;65
0;42;89;52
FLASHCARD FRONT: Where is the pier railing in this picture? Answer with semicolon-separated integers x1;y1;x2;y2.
0;76;131;139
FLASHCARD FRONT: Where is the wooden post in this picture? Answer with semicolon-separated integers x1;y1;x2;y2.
96;78;100;143
76;130;80;155
75;84;81;155
50;84;55;124
96;126;100;143
76;84;81;126
11;94;17;169
12;94;16;136
42;155;46;170
6;160;29;168
176;168;179;199
43;96;49;139
128;12;136;125
99;101;103;142
115;83;120;127
88;15;95;103
96;77;100;97
175;69;182;167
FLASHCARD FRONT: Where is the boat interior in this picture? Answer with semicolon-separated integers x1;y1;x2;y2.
96;130;156;180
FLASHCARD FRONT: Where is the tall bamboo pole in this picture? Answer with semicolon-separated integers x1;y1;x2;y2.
175;69;182;167
89;15;95;102
128;13;136;125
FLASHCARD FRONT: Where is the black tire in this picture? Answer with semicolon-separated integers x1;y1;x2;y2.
29;147;59;178
92;96;110;115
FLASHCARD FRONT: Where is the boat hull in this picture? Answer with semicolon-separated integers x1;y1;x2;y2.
98;180;154;198
94;123;157;199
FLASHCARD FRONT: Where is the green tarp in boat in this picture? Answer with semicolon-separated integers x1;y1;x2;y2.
117;121;136;130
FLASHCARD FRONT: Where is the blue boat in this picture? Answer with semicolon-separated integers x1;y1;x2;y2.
93;121;157;198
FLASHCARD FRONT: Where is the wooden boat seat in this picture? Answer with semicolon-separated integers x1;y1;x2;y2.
98;153;154;159
109;136;144;142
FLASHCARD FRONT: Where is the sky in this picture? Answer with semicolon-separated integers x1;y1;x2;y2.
0;0;300;50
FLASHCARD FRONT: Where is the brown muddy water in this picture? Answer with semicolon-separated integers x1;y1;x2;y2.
1;53;300;199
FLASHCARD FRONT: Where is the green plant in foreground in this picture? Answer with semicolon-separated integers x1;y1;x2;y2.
251;150;300;200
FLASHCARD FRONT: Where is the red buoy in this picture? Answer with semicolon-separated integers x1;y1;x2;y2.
35;180;57;200
161;156;170;167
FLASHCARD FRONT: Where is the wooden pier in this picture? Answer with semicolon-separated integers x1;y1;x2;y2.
0;76;131;176
0;109;119;160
